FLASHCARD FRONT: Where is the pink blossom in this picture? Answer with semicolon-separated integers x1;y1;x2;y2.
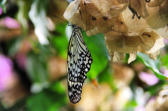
3;17;20;29
0;7;2;15
160;67;168;77
164;38;168;44
0;55;13;91
135;106;145;111
139;72;159;86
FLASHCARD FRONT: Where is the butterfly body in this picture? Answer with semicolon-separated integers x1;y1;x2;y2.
67;25;92;104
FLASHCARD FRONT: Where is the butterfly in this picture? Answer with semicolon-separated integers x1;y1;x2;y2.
67;24;93;104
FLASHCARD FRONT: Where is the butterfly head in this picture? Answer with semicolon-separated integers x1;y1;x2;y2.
68;23;81;30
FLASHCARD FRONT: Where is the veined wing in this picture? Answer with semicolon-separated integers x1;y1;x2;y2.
67;25;92;104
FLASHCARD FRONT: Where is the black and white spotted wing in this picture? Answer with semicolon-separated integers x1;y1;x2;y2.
67;25;92;104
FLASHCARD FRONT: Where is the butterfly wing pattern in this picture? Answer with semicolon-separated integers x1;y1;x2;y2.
67;25;93;104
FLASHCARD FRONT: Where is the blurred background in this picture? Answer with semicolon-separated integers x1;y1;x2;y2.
0;0;168;111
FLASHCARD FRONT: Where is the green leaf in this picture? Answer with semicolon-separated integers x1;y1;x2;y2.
50;82;66;94
17;0;32;32
145;81;165;95
26;81;67;111
98;64;117;91
8;37;23;57
50;23;68;58
26;49;49;84
0;0;7;13
137;53;167;80
83;33;109;79
124;99;137;111
27;95;49;111
160;54;168;68
26;89;67;111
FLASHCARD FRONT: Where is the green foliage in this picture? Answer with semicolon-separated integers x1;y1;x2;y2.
98;64;117;91
17;0;32;32
124;99;137;111
145;81;165;95
2;0;168;110
26;44;50;84
137;53;167;80
83;33;109;79
26;82;67;111
50;23;68;58
8;37;23;57
0;0;7;13
160;54;168;68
